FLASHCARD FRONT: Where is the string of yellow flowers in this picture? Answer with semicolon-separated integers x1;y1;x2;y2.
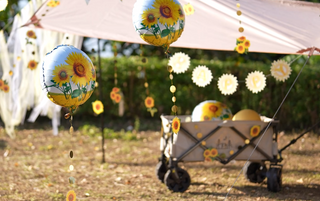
234;3;251;54
110;42;122;104
141;45;157;117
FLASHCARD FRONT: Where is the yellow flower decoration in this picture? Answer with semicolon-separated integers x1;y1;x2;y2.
217;74;238;95
152;0;180;26
110;91;116;100
192;65;213;87
52;64;71;87
237;36;246;43
26;30;37;39
168;52;190;74
0;79;4;90
210;148;218;157
114;94;121;103
27;60;38;70
203;149;211;158
2;84;9;93
112;87;120;93
245;71;266;93
236;43;245;54
171;117;180;134
92;100;104;115
66;190;76;201
204;157;212;162
47;0;60;7
183;3;194;16
201;102;223;121
250;125;261;137
64;52;93;87
142;8;160;28
144;96;155;108
243;40;251;48
270;60;292;82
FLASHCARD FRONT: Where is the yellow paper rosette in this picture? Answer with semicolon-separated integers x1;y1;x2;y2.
270;60;292;82
218;74;238;95
192;65;213;87
245;71;266;93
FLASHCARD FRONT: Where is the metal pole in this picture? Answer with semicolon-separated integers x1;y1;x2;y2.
97;38;105;163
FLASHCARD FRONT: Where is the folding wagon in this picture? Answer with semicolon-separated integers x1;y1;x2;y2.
155;115;283;192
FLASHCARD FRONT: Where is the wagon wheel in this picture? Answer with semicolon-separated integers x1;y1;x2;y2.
267;167;282;192
243;162;267;183
155;161;168;183
164;168;191;192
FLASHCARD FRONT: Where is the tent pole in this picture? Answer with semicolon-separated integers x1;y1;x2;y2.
97;38;106;163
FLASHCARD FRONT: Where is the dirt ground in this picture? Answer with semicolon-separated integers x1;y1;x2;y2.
0;122;320;201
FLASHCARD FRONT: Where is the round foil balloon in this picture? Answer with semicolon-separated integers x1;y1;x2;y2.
192;100;233;122
232;109;261;121
42;45;96;113
132;0;185;51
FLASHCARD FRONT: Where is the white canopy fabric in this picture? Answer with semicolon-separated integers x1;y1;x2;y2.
23;0;320;55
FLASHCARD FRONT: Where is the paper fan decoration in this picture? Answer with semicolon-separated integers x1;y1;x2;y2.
192;65;213;87
245;71;266;93
218;74;238;95
270;60;292;82
168;52;190;74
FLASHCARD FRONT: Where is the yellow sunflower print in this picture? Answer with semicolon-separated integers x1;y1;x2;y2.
178;7;184;20
201;102;223;121
142;8;160;28
64;52;93;86
26;30;37;39
250;125;260;137
52;64;71;87
27;60;38;70
152;0;180;26
3;84;9;93
0;79;4;90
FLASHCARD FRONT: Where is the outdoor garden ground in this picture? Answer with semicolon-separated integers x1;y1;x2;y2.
0;119;319;201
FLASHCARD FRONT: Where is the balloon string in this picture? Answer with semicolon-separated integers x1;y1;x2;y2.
223;55;311;201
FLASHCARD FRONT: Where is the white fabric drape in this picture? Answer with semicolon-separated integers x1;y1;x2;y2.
0;0;83;137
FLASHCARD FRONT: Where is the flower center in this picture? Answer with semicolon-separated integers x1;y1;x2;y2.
147;14;155;22
238;46;244;51
209;105;218;113
68;194;73;201
96;104;101;110
59;70;68;80
73;63;86;77
173;122;178;129
160;6;172;18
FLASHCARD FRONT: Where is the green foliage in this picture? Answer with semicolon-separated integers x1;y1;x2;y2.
76;54;320;132
79;124;138;141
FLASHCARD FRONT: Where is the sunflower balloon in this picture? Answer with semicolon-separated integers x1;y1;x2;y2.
132;0;185;51
42;45;96;114
191;100;233;122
